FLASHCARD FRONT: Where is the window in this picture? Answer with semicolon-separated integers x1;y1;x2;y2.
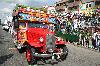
89;4;91;7
28;22;48;28
86;4;88;8
19;22;26;28
68;0;74;3
56;4;59;6
95;1;100;5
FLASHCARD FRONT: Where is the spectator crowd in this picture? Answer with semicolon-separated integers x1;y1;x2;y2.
54;12;100;51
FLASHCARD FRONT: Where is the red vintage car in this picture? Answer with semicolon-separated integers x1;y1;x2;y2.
12;8;68;65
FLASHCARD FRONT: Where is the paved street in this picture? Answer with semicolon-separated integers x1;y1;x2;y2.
0;25;28;66
0;25;100;66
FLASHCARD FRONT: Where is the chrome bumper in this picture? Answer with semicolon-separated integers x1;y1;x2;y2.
32;52;67;58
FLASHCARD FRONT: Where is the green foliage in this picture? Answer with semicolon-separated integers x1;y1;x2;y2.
64;33;79;42
55;31;63;37
55;31;79;42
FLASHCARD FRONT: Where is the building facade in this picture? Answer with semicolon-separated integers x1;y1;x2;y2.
80;0;100;15
55;0;68;13
55;0;80;13
55;0;100;15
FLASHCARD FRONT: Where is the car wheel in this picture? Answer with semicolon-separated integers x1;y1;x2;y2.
60;46;68;61
28;48;37;65
57;46;68;61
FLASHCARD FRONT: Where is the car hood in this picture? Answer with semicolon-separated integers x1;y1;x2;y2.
26;28;54;47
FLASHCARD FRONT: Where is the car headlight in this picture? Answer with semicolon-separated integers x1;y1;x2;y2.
39;37;44;42
57;37;61;41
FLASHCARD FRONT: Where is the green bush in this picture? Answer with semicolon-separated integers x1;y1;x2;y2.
55;31;79;42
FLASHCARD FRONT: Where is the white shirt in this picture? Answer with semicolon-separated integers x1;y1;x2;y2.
73;19;78;29
93;32;97;40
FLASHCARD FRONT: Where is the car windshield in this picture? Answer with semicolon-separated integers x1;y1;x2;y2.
28;22;49;29
19;22;26;28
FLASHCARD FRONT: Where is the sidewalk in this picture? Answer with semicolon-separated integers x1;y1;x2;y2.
71;42;100;53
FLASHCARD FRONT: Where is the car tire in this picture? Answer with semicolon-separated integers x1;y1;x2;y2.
28;48;37;65
58;46;68;61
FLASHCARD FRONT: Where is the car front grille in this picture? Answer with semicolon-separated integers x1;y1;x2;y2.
46;34;56;53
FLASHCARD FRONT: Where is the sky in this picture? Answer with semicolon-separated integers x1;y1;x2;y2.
0;0;60;22
0;0;60;13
